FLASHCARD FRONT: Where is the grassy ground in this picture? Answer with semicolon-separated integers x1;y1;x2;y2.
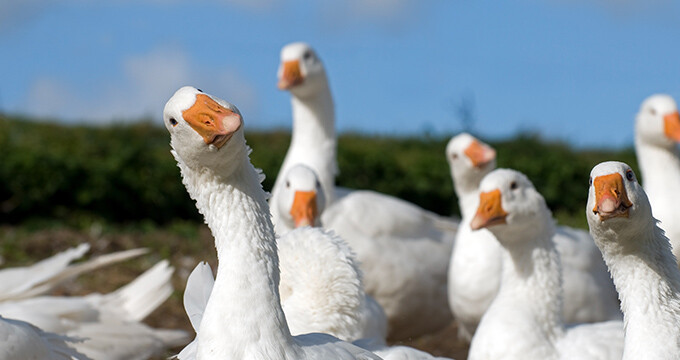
0;211;588;359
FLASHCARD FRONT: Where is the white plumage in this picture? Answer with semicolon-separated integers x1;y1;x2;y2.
0;244;146;302
165;86;382;360
271;41;457;339
587;161;680;359
279;221;388;341
446;133;620;341
467;168;623;360
0;260;188;360
0;315;88;360
634;94;680;264
0;239;187;359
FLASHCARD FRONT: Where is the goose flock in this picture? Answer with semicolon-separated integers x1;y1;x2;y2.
3;41;680;360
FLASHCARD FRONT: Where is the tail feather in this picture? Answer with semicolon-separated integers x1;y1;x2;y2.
69;322;189;360
0;246;149;302
183;262;214;331
0;244;90;301
47;248;150;288
100;260;174;322
175;339;197;360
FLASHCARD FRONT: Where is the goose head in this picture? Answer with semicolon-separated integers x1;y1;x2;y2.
163;86;244;174
586;161;653;242
635;94;680;148
277;42;328;98
470;168;552;244
275;164;327;229
446;133;496;195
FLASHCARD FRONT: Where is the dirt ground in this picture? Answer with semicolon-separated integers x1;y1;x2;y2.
0;224;470;359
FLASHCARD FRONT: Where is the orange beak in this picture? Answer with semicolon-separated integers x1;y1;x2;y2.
290;190;318;228
182;94;242;148
470;189;508;230
664;111;680;142
464;139;496;168
592;173;633;221
278;60;303;90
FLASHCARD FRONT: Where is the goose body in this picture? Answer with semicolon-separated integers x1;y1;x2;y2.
275;164;387;341
165;86;382;360
272;42;456;339
634;94;680;263
587;161;680;359
182;260;448;360
467;168;623;360
0;260;188;360
0;316;89;360
446;134;619;341
280;227;387;341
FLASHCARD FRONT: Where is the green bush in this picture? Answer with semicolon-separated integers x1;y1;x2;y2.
0;116;637;227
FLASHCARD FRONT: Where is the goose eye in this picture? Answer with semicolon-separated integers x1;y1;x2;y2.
303;52;312;60
316;180;321;189
451;153;458;160
588;176;593;186
626;169;635;181
510;181;518;190
169;118;178;127
286;181;290;188
650;108;657;116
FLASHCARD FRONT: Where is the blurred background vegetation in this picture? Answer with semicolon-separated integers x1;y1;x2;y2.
0;113;639;358
0;114;637;229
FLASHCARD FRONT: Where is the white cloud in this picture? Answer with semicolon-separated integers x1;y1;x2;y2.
23;77;82;120
316;0;421;32
344;0;414;19
213;0;278;11
551;0;672;14
21;46;260;124
0;0;53;34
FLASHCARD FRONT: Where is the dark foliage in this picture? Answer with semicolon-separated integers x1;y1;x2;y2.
0;116;637;225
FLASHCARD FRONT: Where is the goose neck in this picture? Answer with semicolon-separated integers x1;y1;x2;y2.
283;82;337;205
452;168;489;218
290;83;335;149
177;154;298;358
457;188;481;219
635;139;680;192
597;223;680;351
498;224;564;340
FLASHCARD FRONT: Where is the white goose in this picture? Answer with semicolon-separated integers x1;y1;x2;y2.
446;133;501;341
260;164;451;358
273;164;327;231
275;164;387;342
446;133;620;341
0;260;188;360
164;86;382;360
182;260;451;360
634;94;680;263
586;161;680;359
467;168;623;360
0;315;88;360
273;41;457;340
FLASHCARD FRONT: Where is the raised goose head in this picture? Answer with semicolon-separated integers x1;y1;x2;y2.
446;133;497;195
586;161;653;242
636;94;680;148
163;86;244;175
277;42;328;98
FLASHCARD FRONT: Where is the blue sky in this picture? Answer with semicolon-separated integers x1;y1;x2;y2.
1;0;679;148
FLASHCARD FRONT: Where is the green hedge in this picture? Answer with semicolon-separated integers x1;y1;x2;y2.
0;115;637;225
